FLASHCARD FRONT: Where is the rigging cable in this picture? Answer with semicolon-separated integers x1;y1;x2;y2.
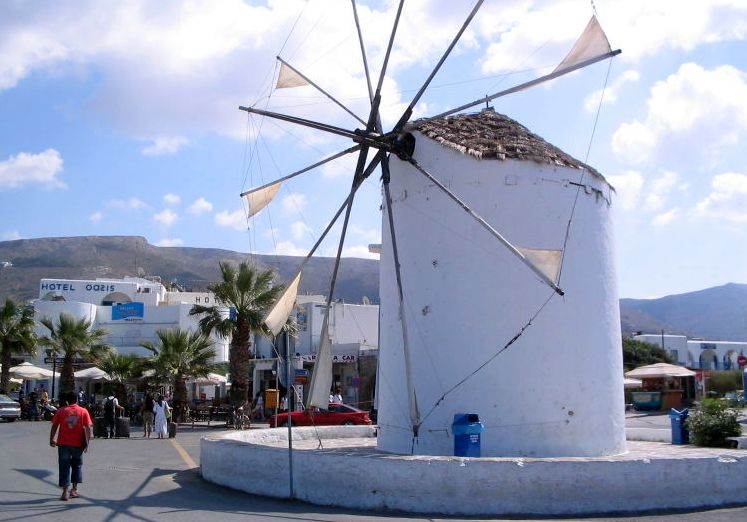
556;57;613;283
419;289;556;427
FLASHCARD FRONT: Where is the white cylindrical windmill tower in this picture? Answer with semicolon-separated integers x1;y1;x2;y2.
377;109;625;458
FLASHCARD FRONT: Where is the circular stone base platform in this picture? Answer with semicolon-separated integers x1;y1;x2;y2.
200;426;747;516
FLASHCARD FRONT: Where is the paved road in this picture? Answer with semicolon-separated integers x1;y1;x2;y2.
2;419;747;522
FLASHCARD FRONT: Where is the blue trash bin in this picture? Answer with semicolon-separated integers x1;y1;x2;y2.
452;413;484;457
669;408;689;445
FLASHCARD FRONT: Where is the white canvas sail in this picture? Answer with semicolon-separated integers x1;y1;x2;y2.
306;313;332;409
243;181;281;218
263;272;301;336
553;16;611;74
516;247;563;284
276;62;310;89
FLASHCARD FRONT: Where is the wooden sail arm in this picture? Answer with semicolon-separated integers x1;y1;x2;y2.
411;49;622;127
239;145;362;198
276;56;367;126
393;0;485;132
407;157;565;296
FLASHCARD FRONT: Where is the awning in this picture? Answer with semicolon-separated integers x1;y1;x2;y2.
74;367;111;381
9;362;54;380
625;363;696;379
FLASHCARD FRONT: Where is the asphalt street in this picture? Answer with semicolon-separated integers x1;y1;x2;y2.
1;417;747;522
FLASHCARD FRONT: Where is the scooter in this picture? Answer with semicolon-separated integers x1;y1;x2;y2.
42;402;57;421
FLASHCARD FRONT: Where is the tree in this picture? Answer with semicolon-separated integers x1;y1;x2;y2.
96;351;142;406
190;261;283;406
622;337;674;372
39;313;109;396
0;299;37;394
141;328;217;422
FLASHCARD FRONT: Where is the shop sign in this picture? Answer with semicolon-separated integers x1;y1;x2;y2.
112;302;144;321
300;354;357;363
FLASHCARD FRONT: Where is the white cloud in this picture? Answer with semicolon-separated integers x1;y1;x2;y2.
607;171;643;210
214;209;246;231
89;212;103;223
0;149;65;190
109;197;147;210
142;136;188;156
282;193;307;214
584;70;640;112
1;230;22;241
153;208;179;228
290;221;312;241
275;240;307;256
155;238;184;247
644;171;679;211
342;244;379;259
480;1;747;74
187;197;213;215
163;193;181;205
695;172;747;222
612;63;747;164
652;208;679;226
349;224;380;243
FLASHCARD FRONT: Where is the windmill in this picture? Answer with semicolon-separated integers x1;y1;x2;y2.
241;1;623;457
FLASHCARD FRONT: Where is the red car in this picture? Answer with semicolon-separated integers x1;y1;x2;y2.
269;403;372;427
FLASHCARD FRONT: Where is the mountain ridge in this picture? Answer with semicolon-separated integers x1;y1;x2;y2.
1;236;745;341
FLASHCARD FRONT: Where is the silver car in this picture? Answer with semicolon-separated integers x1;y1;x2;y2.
0;394;21;422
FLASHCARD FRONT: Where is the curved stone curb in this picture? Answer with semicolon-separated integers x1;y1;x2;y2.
201;427;747;516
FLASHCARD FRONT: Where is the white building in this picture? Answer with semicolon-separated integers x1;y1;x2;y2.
633;334;747;370
31;277;230;366
252;296;379;407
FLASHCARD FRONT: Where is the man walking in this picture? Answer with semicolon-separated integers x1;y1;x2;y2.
50;391;93;501
103;393;124;439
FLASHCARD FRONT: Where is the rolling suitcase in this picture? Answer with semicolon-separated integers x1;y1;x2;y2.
168;421;177;438
115;416;130;438
93;417;107;438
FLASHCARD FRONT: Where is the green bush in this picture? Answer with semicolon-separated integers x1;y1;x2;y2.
685;398;742;447
707;371;742;396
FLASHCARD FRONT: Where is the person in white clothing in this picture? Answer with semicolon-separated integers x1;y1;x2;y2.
330;387;343;404
153;395;170;439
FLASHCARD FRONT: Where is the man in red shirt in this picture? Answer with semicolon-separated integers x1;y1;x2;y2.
50;391;93;501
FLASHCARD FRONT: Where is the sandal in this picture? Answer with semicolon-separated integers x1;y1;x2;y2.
70;490;79;498
60;492;69;501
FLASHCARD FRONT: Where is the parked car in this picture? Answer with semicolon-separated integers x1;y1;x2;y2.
269;403;372;427
0;394;21;422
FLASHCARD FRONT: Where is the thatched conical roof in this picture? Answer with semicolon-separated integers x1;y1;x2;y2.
414;108;605;181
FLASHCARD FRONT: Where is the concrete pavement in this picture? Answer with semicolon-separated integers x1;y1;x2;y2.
2;419;747;521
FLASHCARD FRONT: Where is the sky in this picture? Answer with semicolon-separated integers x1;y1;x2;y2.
1;0;746;299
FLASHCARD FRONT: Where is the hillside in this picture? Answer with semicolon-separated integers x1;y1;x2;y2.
1;236;746;341
0;236;379;304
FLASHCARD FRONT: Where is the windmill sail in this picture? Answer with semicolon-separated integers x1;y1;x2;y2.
276;62;310;89
263;272;301;336
554;16;611;74
243;181;281;218
306;313;332;409
516;247;563;284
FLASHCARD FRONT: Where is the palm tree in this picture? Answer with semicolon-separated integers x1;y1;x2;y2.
141;328;217;422
0;299;37;394
39;313;109;396
96;351;142;408
190;261;283;406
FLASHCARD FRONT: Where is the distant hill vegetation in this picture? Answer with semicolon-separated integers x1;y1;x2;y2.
0;236;378;305
1;236;745;341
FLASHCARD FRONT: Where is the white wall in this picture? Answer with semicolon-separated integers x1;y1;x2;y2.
633;334;688;364
378;134;625;457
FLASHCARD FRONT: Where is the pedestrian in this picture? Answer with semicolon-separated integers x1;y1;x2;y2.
141;393;155;438
78;387;86;406
251;391;264;420
330;387;343;404
103;393;124;439
49;391;92;501
40;384;49;405
153;395;170;439
280;395;288;412
29;388;39;421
